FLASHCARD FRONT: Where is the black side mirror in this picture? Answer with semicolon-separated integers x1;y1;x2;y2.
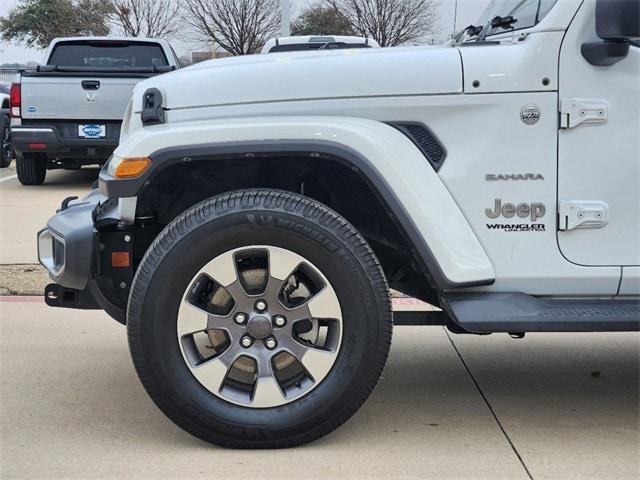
582;0;640;66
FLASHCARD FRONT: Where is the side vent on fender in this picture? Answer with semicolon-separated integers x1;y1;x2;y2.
389;122;447;171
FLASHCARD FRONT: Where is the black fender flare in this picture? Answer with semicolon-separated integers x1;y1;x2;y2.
99;140;494;290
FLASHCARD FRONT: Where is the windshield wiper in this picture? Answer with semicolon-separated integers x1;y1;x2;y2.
455;24;483;43
476;15;518;42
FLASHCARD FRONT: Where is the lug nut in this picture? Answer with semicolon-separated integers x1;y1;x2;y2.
240;336;253;348
274;315;287;328
265;337;277;350
234;312;247;325
255;300;268;312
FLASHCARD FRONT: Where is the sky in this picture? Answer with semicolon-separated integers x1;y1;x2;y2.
0;0;491;64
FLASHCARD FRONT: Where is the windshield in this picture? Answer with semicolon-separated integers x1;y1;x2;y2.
476;0;558;36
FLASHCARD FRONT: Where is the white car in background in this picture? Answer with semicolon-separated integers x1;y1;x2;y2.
262;35;380;53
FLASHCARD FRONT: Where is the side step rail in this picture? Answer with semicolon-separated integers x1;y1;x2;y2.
393;310;448;326
443;293;640;333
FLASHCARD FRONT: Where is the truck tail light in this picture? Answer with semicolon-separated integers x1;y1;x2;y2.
9;83;21;118
28;143;47;150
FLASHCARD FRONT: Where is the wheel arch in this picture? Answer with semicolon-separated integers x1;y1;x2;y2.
101;118;495;295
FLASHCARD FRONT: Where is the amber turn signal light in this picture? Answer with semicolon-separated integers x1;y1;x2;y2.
112;157;151;178
111;252;131;268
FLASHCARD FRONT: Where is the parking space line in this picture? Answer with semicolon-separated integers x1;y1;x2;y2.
0;174;17;183
445;329;535;480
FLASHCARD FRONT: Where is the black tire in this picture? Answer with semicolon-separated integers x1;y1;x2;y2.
0;112;11;168
127;189;392;448
16;153;47;185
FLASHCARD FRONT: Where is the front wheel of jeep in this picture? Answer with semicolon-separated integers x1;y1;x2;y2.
127;190;392;448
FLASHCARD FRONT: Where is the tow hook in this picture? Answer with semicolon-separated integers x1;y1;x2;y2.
44;283;99;310
58;196;78;212
45;284;79;307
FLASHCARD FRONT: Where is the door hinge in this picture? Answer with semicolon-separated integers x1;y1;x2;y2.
558;200;609;231
560;98;609;129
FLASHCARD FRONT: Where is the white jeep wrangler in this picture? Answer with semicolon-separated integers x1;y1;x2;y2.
38;0;639;448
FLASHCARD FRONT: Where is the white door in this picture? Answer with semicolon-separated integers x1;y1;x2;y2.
557;1;640;267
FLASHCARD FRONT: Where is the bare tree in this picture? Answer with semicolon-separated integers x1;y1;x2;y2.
109;0;182;38
326;0;440;46
292;3;354;36
183;0;280;55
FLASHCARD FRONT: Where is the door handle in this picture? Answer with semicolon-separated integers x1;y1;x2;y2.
81;80;100;90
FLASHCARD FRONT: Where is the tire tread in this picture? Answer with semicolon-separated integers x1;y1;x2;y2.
127;189;392;448
16;154;46;185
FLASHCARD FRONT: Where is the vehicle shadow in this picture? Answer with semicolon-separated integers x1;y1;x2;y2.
39;167;100;187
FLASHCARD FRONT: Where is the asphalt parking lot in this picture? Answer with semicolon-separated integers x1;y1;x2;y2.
1;167;639;479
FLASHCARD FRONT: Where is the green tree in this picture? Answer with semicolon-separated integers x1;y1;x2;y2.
291;3;354;36
0;0;112;50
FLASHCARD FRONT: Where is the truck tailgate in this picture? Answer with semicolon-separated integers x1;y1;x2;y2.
20;75;140;120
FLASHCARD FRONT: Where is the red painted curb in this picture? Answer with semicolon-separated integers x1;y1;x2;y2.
0;296;43;302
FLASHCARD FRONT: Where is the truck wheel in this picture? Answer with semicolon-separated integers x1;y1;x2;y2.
0;112;11;168
127;190;392;448
16;153;47;185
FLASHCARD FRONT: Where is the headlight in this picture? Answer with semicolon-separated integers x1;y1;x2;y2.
38;229;65;277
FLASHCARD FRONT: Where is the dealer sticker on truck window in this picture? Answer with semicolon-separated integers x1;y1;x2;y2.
78;124;106;139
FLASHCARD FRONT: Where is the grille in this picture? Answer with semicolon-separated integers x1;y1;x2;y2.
390;123;447;171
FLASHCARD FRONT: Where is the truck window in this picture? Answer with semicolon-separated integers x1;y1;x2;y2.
48;42;168;68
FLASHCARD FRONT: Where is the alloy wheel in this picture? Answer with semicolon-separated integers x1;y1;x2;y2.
177;246;343;408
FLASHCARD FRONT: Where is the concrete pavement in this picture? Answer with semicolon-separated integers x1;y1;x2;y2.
0;165;96;264
1;299;638;479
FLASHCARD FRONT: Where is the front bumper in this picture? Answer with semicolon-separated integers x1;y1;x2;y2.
37;189;112;290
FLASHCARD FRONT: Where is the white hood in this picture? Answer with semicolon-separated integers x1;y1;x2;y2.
132;45;463;113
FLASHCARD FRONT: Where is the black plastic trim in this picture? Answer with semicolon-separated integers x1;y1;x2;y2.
388;122;447;171
444;292;640;333
81;80;100;90
88;280;126;324
581;41;630;66
22;71;165;79
393;310;448;326
45;283;100;310
42;282;126;324
141;88;165;126
100;140;494;290
41;189;107;290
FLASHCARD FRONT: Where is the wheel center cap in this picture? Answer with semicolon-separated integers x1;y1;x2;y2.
247;316;272;339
